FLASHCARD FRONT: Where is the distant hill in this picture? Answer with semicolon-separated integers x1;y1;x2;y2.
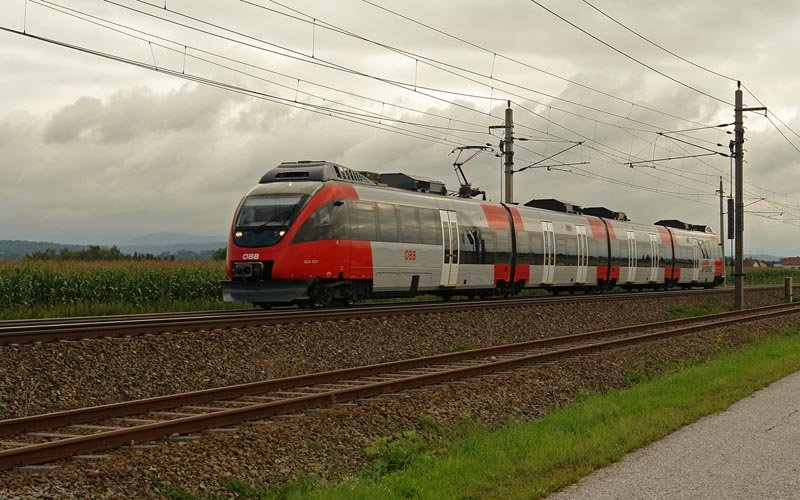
118;242;226;257
0;236;226;260
118;232;224;246
746;253;784;262
0;240;87;259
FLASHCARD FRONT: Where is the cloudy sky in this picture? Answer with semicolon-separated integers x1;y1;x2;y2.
1;0;799;254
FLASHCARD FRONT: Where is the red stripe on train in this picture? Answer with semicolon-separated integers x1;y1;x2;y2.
587;217;607;238
657;226;671;244
482;204;511;229
508;207;525;231
515;264;530;284
494;263;512;283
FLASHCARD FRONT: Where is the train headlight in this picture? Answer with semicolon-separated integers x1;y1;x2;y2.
235;231;243;238
278;230;286;236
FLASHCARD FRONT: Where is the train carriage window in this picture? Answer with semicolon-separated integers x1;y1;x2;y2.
678;245;693;266
331;201;349;239
495;229;512;264
588;238;602;267
700;241;710;259
555;237;568;266
293;211;317;243
293;204;333;243
350;201;377;241
419;208;442;245
565;237;578;266
397;206;422;244
516;231;531;265
462;227;481;264
316;205;333;240
482;230;496;264
619;239;630;267
638;237;650;267
659;242;671;265
376;203;400;242
530;232;543;266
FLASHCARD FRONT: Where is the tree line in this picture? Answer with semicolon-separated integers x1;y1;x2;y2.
25;245;227;261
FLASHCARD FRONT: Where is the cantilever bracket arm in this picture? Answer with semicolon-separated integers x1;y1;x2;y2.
514;141;584;173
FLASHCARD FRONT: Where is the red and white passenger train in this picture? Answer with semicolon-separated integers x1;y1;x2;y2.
222;161;724;307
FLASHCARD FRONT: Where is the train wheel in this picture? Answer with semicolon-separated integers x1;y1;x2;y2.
333;297;356;307
254;302;272;310
310;287;333;308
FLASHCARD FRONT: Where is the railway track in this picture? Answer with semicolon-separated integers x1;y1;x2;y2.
2;300;799;470
0;286;781;346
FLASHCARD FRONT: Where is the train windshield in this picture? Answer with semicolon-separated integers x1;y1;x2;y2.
233;182;320;247
235;194;307;228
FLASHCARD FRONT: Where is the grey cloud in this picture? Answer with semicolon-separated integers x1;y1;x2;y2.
42;84;239;144
43;96;102;142
2;0;800;254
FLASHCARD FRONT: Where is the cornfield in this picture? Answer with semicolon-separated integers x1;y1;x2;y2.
732;268;800;285
0;260;226;309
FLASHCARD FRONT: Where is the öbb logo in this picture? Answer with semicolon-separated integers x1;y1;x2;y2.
404;250;417;261
241;253;260;260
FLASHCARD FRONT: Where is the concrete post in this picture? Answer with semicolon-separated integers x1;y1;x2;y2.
785;277;793;303
503;101;514;204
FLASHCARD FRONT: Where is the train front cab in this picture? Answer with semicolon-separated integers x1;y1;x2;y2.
221;181;362;306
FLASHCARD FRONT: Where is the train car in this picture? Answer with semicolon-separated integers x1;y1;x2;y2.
221;161;724;307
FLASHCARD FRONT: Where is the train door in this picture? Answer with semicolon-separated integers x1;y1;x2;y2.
691;239;700;282
439;210;459;286
626;230;636;283
541;221;555;284
576;225;588;283
648;233;660;282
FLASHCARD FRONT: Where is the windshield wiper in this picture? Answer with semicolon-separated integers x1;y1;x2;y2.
254;221;279;233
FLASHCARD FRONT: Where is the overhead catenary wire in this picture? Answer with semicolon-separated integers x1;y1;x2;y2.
743;83;800;142
8;1;799;222
572;0;800;184
105;0;563;142
580;0;739;83
244;0;731;146
32;0;500;146
110;0;742;185
527;0;732;106
359;0;713;129
0;25;472;149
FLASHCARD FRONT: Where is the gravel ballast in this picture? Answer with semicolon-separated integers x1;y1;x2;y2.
0;287;796;498
0;288;785;420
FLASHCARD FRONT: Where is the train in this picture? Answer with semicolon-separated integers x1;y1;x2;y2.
221;161;724;307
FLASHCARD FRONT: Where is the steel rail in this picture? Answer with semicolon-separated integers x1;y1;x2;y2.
2;301;799;469
0;286;778;345
2;300;796;436
0;308;257;326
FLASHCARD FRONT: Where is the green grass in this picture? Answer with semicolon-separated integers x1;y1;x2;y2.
727;268;800;285
168;327;800;499
667;303;732;319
